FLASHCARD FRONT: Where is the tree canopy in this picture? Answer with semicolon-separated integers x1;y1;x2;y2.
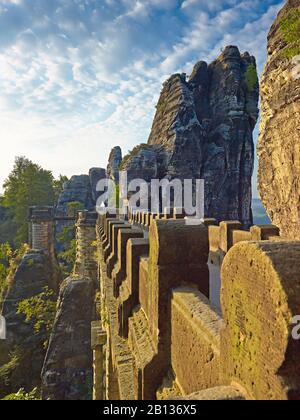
2;157;56;245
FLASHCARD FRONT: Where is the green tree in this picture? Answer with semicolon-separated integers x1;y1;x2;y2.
2;157;55;245
0;243;28;308
17;287;57;349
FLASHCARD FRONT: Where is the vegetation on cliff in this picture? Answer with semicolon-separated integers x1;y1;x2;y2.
280;9;300;58
2;387;41;400
0;243;28;309
17;287;57;349
57;201;84;276
245;64;258;92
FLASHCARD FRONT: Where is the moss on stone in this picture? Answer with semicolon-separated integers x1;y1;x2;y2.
245;64;258;93
280;9;300;58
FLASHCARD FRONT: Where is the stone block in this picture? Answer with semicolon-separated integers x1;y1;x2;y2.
232;230;252;245
112;228;143;297
118;238;149;337
219;221;242;253
250;225;280;241
171;288;223;395
106;224;131;277
221;240;300;400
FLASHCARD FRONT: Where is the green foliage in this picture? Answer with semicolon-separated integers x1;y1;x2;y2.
2;387;41;400
17;287;57;348
280;9;300;58
245;64;258;93
66;201;84;218
0;349;20;391
57;201;84;275
2;157;55;245
58;235;77;275
0;243;28;309
0;243;12;297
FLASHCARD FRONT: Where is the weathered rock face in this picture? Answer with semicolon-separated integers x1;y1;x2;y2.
121;144;162;183
0;250;60;396
107;146;122;184
122;46;259;226
56;175;94;217
258;0;300;239
0;205;16;245
55;175;95;253
42;277;95;401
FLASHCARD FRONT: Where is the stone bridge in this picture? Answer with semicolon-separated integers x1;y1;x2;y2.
91;209;300;400
31;207;300;400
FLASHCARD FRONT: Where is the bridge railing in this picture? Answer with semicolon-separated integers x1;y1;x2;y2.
95;211;300;400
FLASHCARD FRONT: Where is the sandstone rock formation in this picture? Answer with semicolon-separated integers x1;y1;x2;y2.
121;46;259;226
42;277;95;401
107;146;122;184
55;173;102;252
55;175;94;217
0;250;60;396
121;144;161;183
258;0;300;239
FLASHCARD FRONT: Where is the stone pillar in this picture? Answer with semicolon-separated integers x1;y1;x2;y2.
139;219;209;399
91;321;107;401
74;211;98;281
29;206;55;254
221;240;300;400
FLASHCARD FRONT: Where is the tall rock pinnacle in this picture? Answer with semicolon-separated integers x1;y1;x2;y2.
258;0;300;238
122;46;259;226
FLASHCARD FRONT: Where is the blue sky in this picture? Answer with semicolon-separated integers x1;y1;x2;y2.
0;0;285;195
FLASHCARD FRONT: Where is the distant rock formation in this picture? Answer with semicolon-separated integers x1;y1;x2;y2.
55;175;94;217
55;171;105;251
107;146;122;184
42;277;95;401
121;46;259;226
258;0;300;239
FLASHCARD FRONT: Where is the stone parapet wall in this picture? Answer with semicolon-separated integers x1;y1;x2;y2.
171;288;223;395
93;212;300;400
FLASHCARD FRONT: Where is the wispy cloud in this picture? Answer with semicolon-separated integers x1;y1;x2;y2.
0;0;284;193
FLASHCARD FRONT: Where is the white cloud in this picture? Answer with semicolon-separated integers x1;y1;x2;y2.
0;0;285;193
